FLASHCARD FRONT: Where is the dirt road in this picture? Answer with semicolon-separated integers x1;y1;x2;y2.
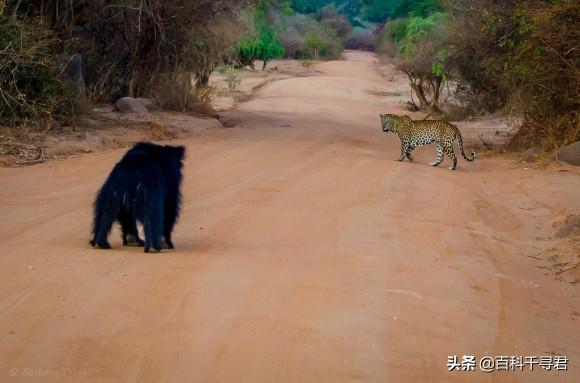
1;51;579;382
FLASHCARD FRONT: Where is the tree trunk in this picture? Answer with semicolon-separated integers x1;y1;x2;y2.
402;69;445;114
414;78;430;109
431;77;443;108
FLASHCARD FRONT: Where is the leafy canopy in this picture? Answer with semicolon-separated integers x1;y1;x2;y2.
235;0;285;61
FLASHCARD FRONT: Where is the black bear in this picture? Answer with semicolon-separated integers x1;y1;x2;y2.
90;142;185;253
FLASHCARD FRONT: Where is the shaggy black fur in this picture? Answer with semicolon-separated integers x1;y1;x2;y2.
90;142;185;253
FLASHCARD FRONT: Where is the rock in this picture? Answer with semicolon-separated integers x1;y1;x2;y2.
520;146;543;162
554;141;580;166
136;98;159;111
115;97;149;114
92;104;115;113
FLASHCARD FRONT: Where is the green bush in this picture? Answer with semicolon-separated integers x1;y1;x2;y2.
379;0;579;148
397;13;445;57
234;0;285;70
302;32;324;58
376;11;450;113
360;0;400;22
236;29;285;69
386;18;408;43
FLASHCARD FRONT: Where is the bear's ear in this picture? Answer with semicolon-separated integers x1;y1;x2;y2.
172;146;185;161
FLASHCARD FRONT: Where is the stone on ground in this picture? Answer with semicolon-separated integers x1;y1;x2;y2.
115;97;149;114
554;141;580;166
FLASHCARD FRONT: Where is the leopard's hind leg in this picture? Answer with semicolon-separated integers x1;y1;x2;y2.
405;146;415;162
444;145;458;170
429;144;444;167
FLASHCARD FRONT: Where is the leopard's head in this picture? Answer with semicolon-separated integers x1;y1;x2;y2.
380;113;406;133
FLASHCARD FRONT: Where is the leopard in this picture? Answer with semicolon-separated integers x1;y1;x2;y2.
380;113;476;170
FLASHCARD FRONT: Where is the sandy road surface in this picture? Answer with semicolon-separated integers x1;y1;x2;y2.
1;51;579;382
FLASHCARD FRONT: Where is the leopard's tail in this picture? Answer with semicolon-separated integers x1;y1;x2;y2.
456;129;476;162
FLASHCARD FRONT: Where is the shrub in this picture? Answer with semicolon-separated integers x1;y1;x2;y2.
303;32;324;58
374;20;398;57
315;4;352;39
445;0;580;148
385;18;408;43
394;0;441;18
279;13;343;59
226;68;242;91
234;0;286;70
508;1;580;148
279;28;304;58
345;28;377;51
0;15;77;127
398;13;445;57
360;0;399;22
376;12;449;112
5;0;251;106
236;29;285;70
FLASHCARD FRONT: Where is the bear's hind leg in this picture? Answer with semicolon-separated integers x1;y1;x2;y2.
91;193;120;249
118;208;144;247
143;203;164;253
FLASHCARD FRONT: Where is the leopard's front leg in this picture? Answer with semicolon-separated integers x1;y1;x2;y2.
396;141;408;161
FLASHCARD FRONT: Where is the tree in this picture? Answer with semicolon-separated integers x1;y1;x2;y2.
360;0;401;22
394;0;441;18
235;0;285;70
3;0;253;102
303;32;324;58
445;0;580;148
393;13;449;113
236;29;285;70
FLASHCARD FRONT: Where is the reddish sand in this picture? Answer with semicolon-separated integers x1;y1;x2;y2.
1;51;579;382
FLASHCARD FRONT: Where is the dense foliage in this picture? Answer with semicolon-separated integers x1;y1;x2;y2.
1;0;253;126
235;1;285;70
280;4;350;59
0;15;75;125
376;0;579;148
375;10;449;113
234;0;354;61
291;0;440;22
3;0;577;149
